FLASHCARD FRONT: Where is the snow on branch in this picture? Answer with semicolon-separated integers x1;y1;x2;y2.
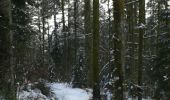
136;23;146;29
99;59;114;75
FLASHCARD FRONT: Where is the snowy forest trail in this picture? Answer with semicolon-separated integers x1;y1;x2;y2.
49;83;92;100
17;82;153;100
49;83;152;100
18;82;92;100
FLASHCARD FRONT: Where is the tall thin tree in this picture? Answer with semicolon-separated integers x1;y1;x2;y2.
61;0;68;80
0;0;15;99
113;0;125;99
84;0;93;87
92;0;101;99
9;0;15;99
42;0;45;65
74;0;78;66
138;0;145;100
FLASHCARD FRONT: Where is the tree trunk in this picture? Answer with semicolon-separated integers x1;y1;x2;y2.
127;0;138;84
38;9;42;64
138;0;145;100
93;0;101;99
42;0;45;66
67;0;71;79
84;0;93;87
156;1;160;55
74;0;78;65
62;0;66;32
113;0;124;99
9;0;16;99
61;0;68;81
0;0;16;99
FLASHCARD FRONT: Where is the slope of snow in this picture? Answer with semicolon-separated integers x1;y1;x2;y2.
49;83;92;100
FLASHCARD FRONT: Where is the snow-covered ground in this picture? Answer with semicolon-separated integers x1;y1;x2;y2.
17;82;152;100
49;83;92;100
18;82;92;100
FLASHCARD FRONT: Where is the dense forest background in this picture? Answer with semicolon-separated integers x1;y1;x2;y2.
0;0;170;100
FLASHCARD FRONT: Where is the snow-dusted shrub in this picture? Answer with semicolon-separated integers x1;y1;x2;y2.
33;81;51;96
18;90;49;100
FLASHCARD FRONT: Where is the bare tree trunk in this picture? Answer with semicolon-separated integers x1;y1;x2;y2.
38;9;42;64
74;0;78;65
156;2;160;55
42;0;45;66
85;0;93;87
67;0;71;79
127;0;138;84
93;0;101;99
61;0;68;81
108;0;111;70
9;0;16;99
62;0;66;31
138;0;145;100
0;0;16;99
113;0;125;99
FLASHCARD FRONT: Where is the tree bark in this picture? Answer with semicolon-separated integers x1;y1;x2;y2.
113;0;125;99
93;0;101;99
61;0;68;81
84;0;93;87
9;0;15;99
42;0;45;66
127;0;138;84
138;0;145;100
74;0;78;65
0;0;16;99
